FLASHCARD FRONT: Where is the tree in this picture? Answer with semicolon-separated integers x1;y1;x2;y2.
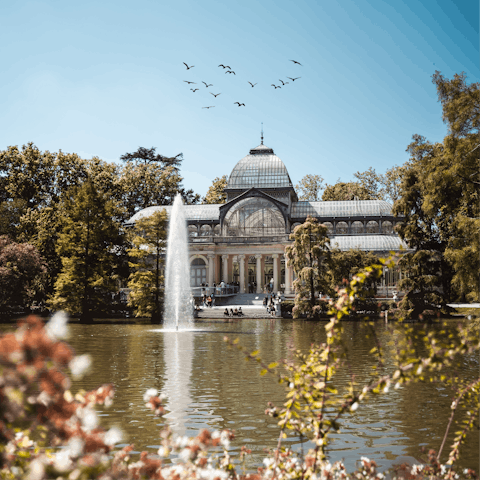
119;147;200;217
285;216;331;319
0;236;46;311
327;248;379;294
378;164;407;204
322;181;375;201
127;210;168;322
353;167;382;200
295;174;325;201
203;175;227;204
49;180;123;322
393;140;454;317
394;72;479;304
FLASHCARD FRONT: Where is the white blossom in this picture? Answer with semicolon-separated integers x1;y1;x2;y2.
66;437;85;457
27;459;45;480
69;355;92;379
220;430;231;450
350;402;359;412
78;406;99;431
46;311;69;340
54;449;73;471
104;427;123;446
143;388;158;402
158;446;169;457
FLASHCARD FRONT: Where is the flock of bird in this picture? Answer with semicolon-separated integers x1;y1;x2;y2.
182;60;302;109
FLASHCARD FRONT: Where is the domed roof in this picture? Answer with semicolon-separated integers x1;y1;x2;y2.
227;143;293;190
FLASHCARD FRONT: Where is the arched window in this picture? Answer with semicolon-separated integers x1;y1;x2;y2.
223;197;285;237
323;222;334;234
366;221;379;234
200;225;212;236
351;221;364;234
336;221;348;234
291;222;302;233
213;224;221;236
382;221;393;234
188;225;198;237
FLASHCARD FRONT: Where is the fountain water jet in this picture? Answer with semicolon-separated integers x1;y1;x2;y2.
164;194;193;330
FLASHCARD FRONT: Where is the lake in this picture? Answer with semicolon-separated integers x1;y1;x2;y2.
55;317;479;473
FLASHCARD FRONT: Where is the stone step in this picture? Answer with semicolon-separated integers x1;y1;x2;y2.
222;293;275;306
195;305;279;319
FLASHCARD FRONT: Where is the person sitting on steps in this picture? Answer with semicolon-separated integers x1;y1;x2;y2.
224;308;229;317
238;307;243;316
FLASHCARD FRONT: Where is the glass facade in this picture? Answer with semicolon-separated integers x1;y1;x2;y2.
223;197;285;237
291;200;393;218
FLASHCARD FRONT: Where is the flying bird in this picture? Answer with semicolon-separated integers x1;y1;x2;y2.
287;77;301;81
202;106;215;109
271;84;281;89
190;88;199;92
279;79;289;85
218;64;227;68
210;92;221;97
289;60;302;66
184;81;196;84
202;81;213;88
234;102;245;106
248;82;257;87
225;70;236;75
183;62;194;70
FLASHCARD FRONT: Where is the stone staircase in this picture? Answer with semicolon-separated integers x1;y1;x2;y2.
195;293;279;319
222;293;267;306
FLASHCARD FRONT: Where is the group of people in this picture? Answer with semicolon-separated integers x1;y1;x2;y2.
263;294;277;316
224;307;244;317
202;293;215;307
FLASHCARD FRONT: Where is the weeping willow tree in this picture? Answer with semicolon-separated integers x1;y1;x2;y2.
285;216;331;319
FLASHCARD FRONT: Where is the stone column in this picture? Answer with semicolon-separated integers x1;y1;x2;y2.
222;255;228;283
255;254;262;293
208;254;215;287
284;254;292;294
238;255;245;293
272;254;279;293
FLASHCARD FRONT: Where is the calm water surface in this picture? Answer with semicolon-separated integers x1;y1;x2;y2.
61;319;478;472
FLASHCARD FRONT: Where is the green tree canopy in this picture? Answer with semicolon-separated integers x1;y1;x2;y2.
127;209;168;321
394;71;479;304
49;180;123;321
295;174;325;201
203;175;227;204
119;147;200;217
322;181;375;201
285;216;331;319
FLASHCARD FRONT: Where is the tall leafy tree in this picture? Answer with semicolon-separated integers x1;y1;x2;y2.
322;181;375;201
285;216;331;319
327;248;379;294
378;164;407;204
127;210;168;322
394;138;454;317
394;72;479;304
0;236;47;311
353;167;382;200
120;147;200;218
295;174;325;201
203;175;227;204
49;180;122;322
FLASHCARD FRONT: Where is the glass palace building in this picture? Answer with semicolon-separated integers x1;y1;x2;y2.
127;141;407;295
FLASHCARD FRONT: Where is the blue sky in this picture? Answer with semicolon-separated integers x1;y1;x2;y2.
1;0;478;198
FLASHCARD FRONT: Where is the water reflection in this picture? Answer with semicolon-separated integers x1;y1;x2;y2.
61;320;478;472
162;331;194;435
